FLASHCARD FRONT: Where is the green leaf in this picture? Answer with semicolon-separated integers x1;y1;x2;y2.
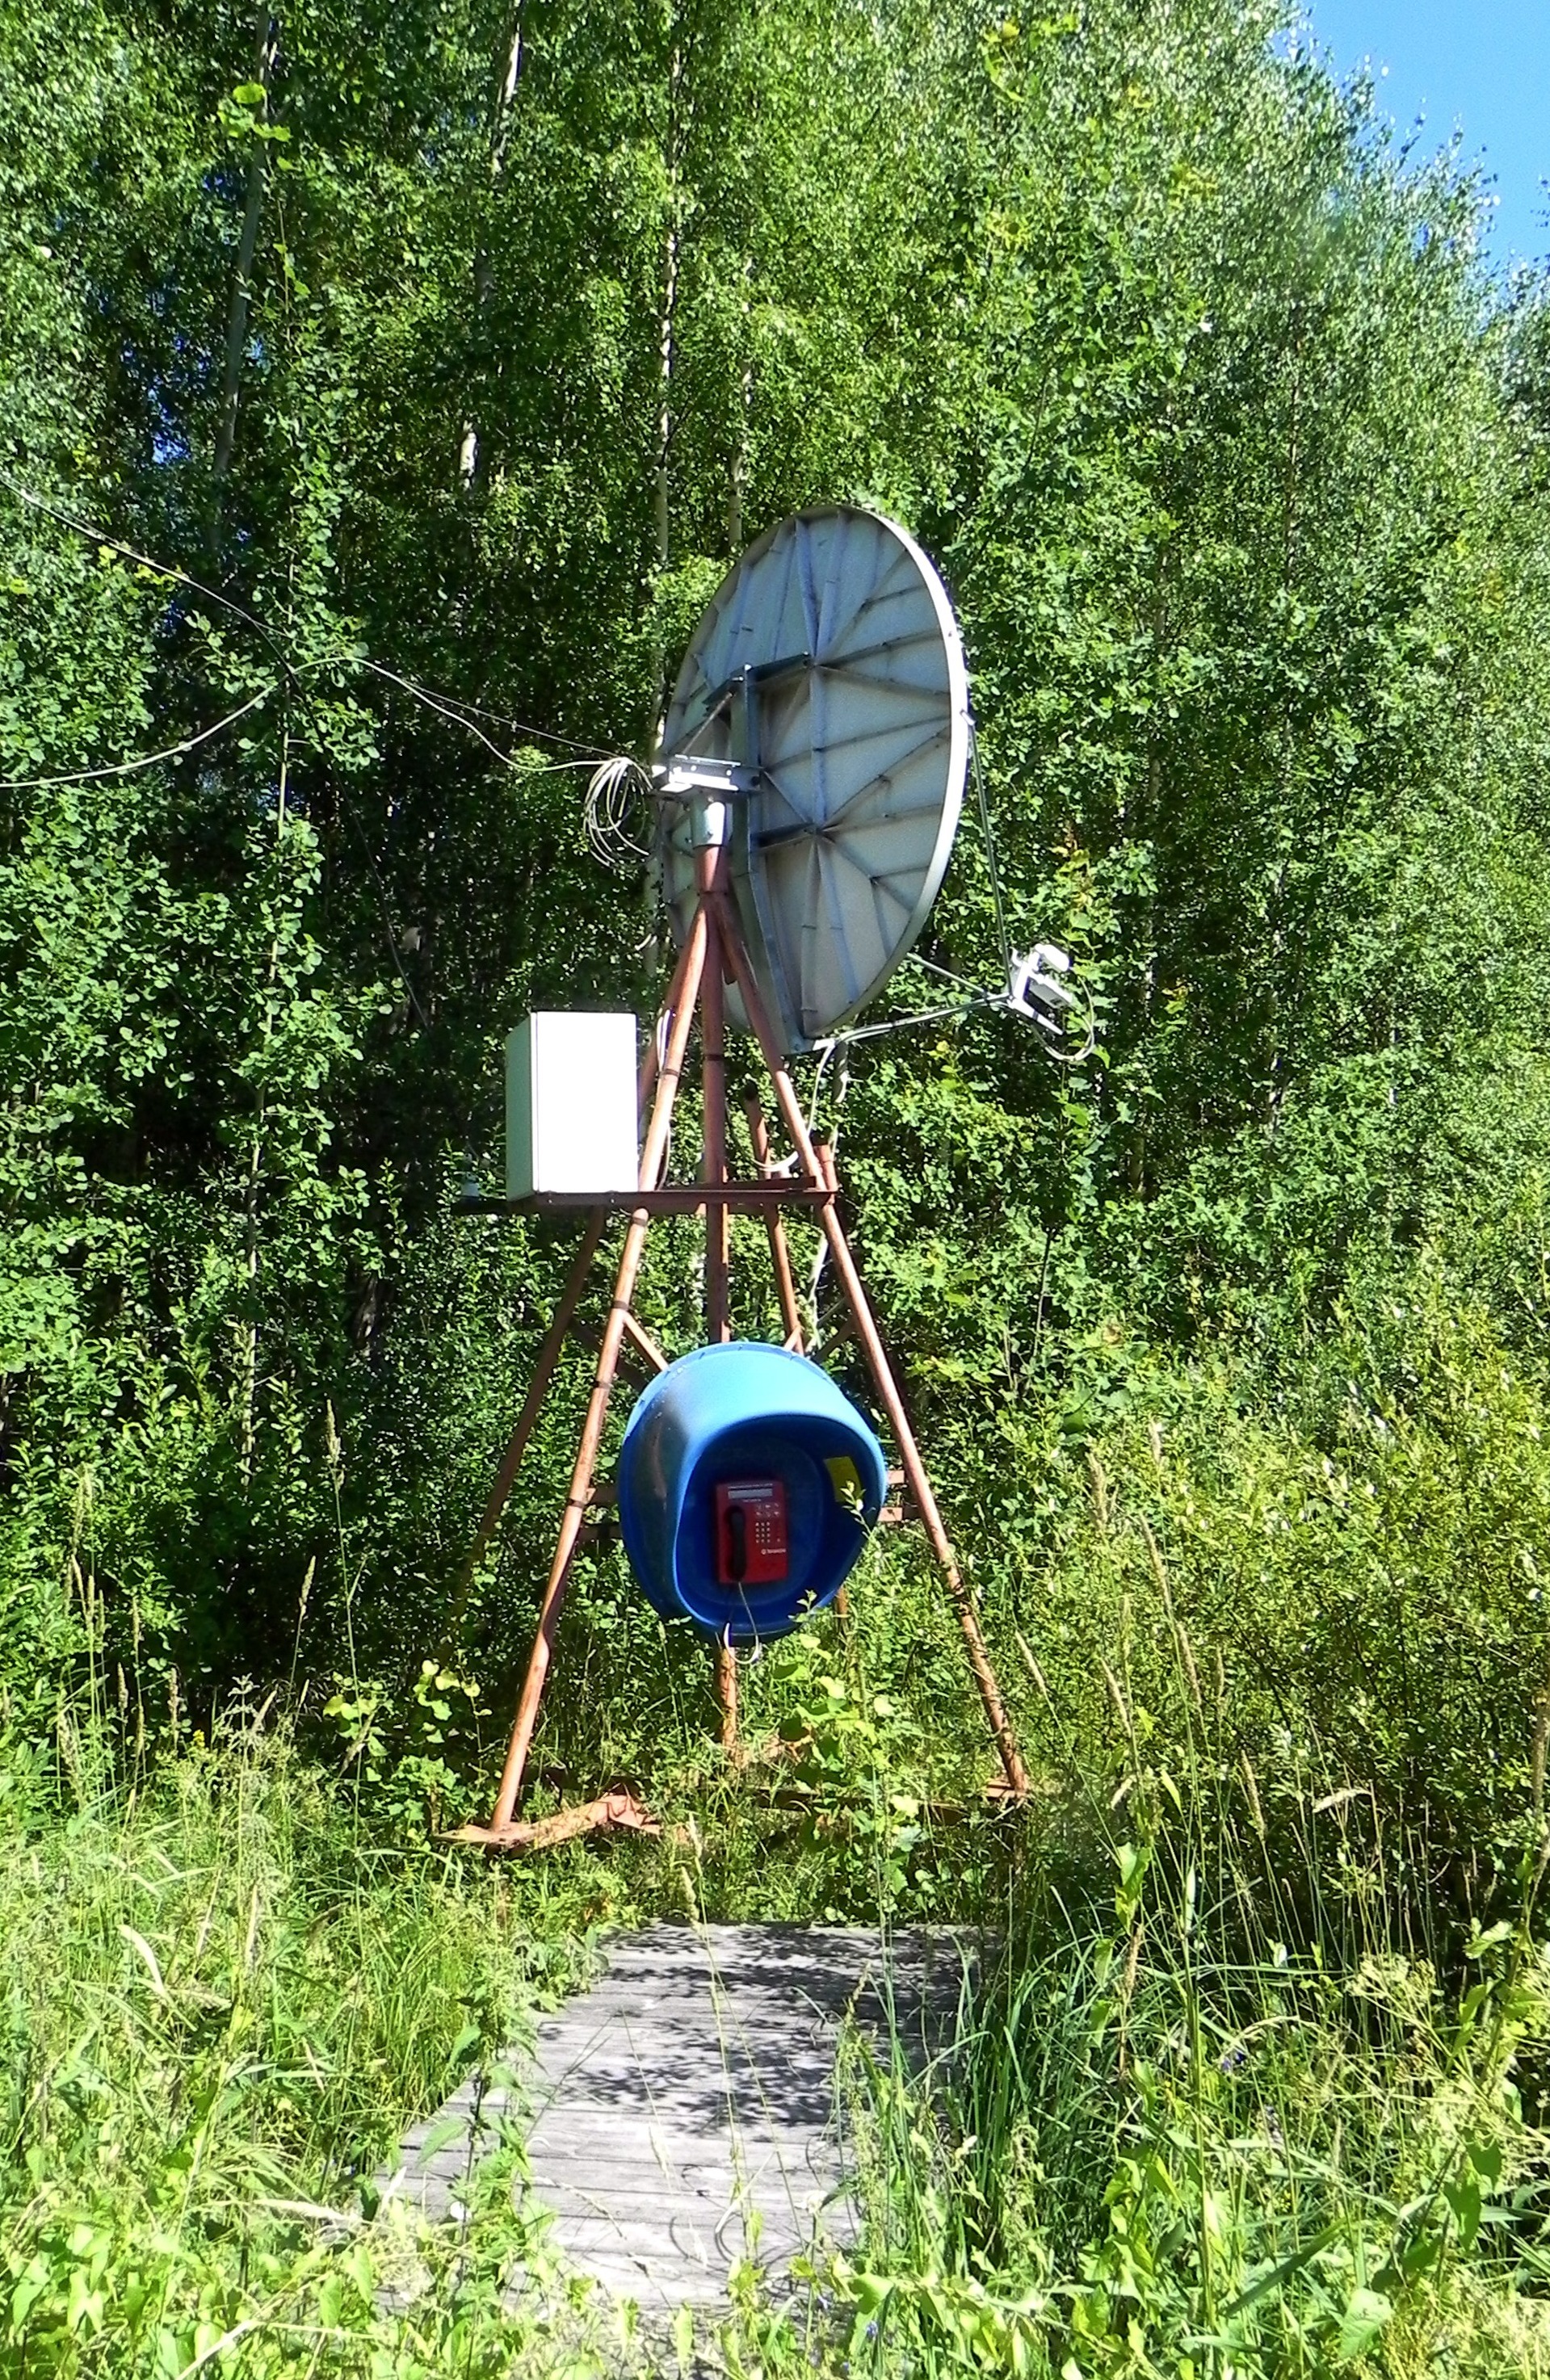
1336;2288;1393;2363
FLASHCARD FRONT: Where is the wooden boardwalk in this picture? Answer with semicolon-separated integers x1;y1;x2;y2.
385;1924;968;2309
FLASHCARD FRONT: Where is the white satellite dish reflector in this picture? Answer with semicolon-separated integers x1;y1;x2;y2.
657;506;970;1052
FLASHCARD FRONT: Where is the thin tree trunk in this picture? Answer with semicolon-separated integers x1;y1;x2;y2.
728;258;753;555
459;6;526;492
212;6;279;500
1265;301;1304;1140
239;724;288;1479
650;36;689;709
1132;491;1168;1194
656;208;681;572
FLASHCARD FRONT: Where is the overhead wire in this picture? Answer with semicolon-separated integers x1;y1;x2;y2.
6;478;275;644
583;754;652;872
2;481;439;1035
2;478;617;768
6;482;1098;1110
0;684;277;790
356;659;531;770
372;679;612;757
0;480;633;1047
355;657;614;766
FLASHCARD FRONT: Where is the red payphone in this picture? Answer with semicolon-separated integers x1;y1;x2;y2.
713;1479;789;1586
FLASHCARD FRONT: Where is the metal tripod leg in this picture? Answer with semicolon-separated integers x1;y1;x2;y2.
700;876;740;1758
701;884;731;1346
473;906;709;1839
442;1211;610;1652
445;922;703;1648
746;1092;805;1352
720;916;1030;1802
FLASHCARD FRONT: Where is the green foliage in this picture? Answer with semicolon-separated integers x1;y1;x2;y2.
964;1260;1550;1933
12;1684;1549;2378
5;0;1550;1722
834;1836;1550;2380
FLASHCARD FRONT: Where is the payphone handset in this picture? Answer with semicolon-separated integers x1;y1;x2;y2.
713;1479;789;1586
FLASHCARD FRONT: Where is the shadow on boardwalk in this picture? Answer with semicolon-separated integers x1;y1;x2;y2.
383;1922;973;2311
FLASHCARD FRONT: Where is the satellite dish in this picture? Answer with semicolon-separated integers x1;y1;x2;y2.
656;507;969;1053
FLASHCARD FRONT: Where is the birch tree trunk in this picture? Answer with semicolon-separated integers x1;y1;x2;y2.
728;255;753;555
238;724;288;1480
458;6;525;492
212;6;279;502
649;31;690;711
655;199;682;573
1265;300;1305;1140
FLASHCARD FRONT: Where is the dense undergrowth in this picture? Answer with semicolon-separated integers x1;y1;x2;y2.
7;1248;1550;2374
8;1676;1550;2377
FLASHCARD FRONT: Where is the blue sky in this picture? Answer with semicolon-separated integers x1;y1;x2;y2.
1300;2;1548;270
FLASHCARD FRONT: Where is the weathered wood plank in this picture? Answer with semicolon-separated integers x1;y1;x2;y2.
383;1922;971;2309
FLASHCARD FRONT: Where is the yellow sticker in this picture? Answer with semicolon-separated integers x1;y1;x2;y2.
825;1455;864;1515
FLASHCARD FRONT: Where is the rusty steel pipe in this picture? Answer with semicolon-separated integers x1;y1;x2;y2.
699;877;731;1350
445;1207;610;1645
632;917;698;1121
716;1637;739;1754
697;856;734;1752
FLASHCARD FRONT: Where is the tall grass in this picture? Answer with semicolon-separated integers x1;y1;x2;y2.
10;1272;1550;2373
0;1701;615;2378
825;1535;1550;2380
837;1863;1550;2376
7;1668;1550;2378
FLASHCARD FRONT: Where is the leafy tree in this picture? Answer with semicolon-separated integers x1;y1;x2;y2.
3;0;1550;1740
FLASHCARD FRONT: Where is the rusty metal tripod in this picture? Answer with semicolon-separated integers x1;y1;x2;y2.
454;836;1028;1852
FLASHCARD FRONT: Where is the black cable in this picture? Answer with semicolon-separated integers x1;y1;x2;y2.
3;478;607;762
0;684;277;790
4;480;447;1039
